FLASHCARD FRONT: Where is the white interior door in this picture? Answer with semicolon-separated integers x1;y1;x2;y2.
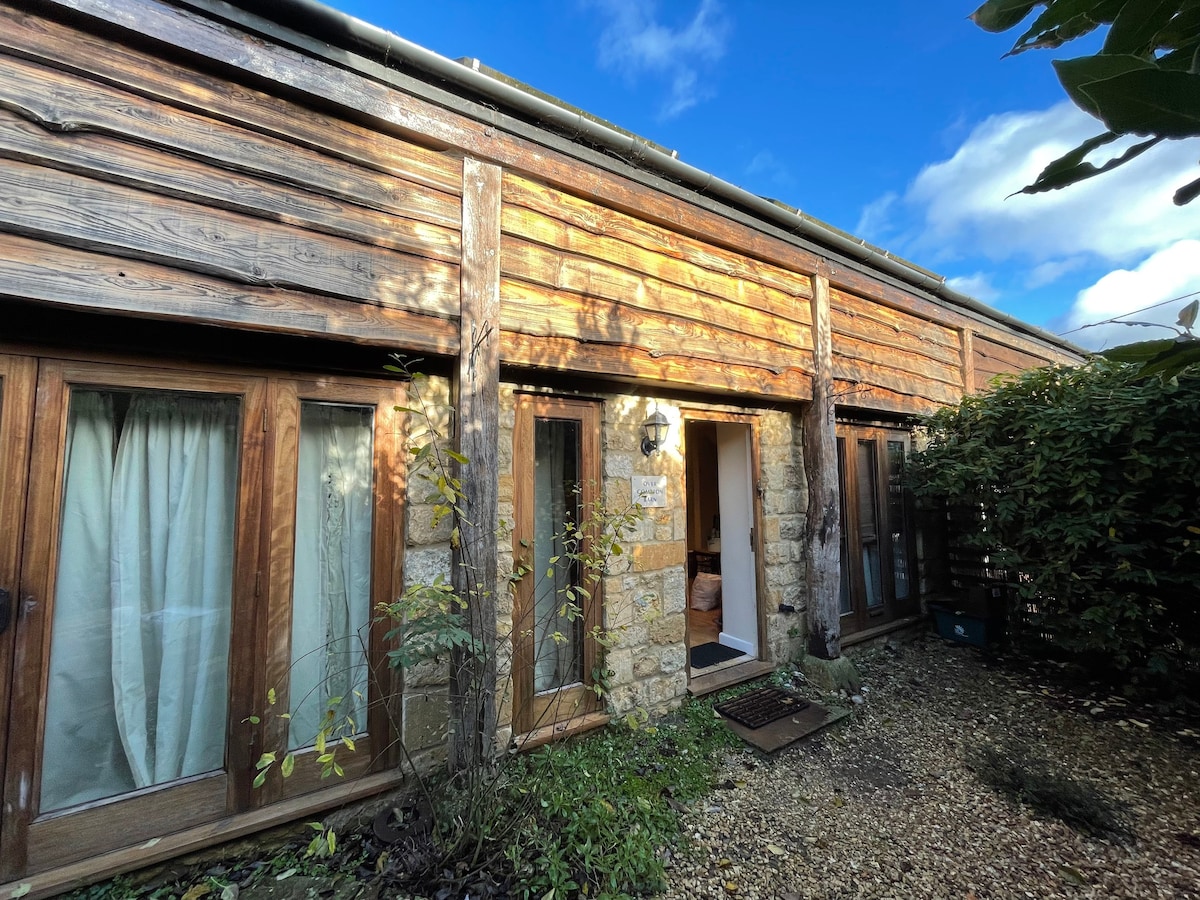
715;423;758;656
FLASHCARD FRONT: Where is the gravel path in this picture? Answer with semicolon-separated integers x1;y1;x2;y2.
662;638;1200;900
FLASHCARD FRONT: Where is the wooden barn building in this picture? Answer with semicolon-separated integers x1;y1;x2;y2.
0;0;1082;892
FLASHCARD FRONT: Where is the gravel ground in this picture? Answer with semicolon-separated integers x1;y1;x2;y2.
661;637;1200;900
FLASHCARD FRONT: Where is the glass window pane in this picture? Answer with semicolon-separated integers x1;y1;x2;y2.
886;440;911;602
42;389;239;812
533;418;582;694
289;403;374;750
856;440;883;608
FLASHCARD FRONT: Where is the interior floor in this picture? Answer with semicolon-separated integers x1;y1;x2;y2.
688;606;721;648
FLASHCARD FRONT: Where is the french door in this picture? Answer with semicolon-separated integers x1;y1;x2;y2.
511;396;602;736
0;356;404;880
837;424;917;636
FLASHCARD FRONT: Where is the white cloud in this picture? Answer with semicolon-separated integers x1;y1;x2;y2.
902;102;1200;267
946;272;1001;303
745;150;794;189
855;191;898;240
1025;257;1088;290
591;0;730;119
1062;240;1200;350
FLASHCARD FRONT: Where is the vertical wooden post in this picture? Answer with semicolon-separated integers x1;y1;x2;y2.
803;274;842;659
450;157;501;772
960;328;977;395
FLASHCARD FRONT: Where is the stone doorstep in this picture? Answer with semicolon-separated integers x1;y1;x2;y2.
687;659;776;697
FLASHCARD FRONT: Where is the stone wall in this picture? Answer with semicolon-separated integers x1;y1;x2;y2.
395;380;809;750
398;375;454;759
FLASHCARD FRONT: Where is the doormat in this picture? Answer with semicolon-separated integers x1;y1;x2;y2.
715;686;809;729
690;641;745;669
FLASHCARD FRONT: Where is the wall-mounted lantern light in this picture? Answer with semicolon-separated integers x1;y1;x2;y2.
640;410;670;456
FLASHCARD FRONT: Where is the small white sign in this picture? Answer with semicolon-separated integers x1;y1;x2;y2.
632;475;667;508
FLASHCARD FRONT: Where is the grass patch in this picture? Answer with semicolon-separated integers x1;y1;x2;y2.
476;697;740;898
967;742;1134;842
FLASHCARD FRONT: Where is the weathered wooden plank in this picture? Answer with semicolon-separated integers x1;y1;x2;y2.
833;381;940;417
0;5;463;196
0;109;461;261
829;288;961;355
974;335;1053;375
830;355;963;407
0;232;458;352
504;208;811;329
450;157;501;771
0;159;459;315
500;278;811;374
803;274;842;659
500;330;812;401
830;340;962;392
502;237;810;351
827;266;1079;366
25;0;836;286
26;0;1087;366
0;52;462;230
502;176;813;322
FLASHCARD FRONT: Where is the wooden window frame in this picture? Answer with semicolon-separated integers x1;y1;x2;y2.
511;395;602;737
3;360;267;875
0;358;407;878
837;424;917;636
257;377;405;804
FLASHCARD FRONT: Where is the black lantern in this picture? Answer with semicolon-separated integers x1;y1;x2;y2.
640;410;670;456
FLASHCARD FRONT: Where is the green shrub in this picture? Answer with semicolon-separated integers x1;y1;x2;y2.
911;360;1200;689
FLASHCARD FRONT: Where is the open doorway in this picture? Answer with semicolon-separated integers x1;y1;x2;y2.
683;417;761;675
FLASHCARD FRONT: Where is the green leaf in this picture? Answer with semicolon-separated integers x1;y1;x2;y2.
267;687;277;706
281;754;295;778
252;769;268;789
1057;59;1200;137
1104;0;1182;54
255;752;277;770
1100;338;1178;362
971;0;1042;32
1053;54;1154;120
1175;174;1200;205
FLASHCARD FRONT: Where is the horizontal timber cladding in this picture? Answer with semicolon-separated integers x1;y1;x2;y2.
828;287;965;410
500;173;815;400
973;335;1060;391
0;10;463;347
0;232;457;353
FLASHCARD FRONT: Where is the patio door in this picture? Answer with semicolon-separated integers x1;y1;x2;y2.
837;425;916;636
1;360;266;877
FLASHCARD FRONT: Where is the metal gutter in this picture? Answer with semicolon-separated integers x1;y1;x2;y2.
221;0;1081;355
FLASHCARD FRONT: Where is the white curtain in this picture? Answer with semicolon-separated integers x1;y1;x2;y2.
41;390;237;811
532;420;581;693
288;403;373;750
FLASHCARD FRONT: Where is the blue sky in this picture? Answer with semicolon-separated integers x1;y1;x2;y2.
329;1;1200;350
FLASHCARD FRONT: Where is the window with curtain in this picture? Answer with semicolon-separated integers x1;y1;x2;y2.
287;402;374;750
41;389;239;812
